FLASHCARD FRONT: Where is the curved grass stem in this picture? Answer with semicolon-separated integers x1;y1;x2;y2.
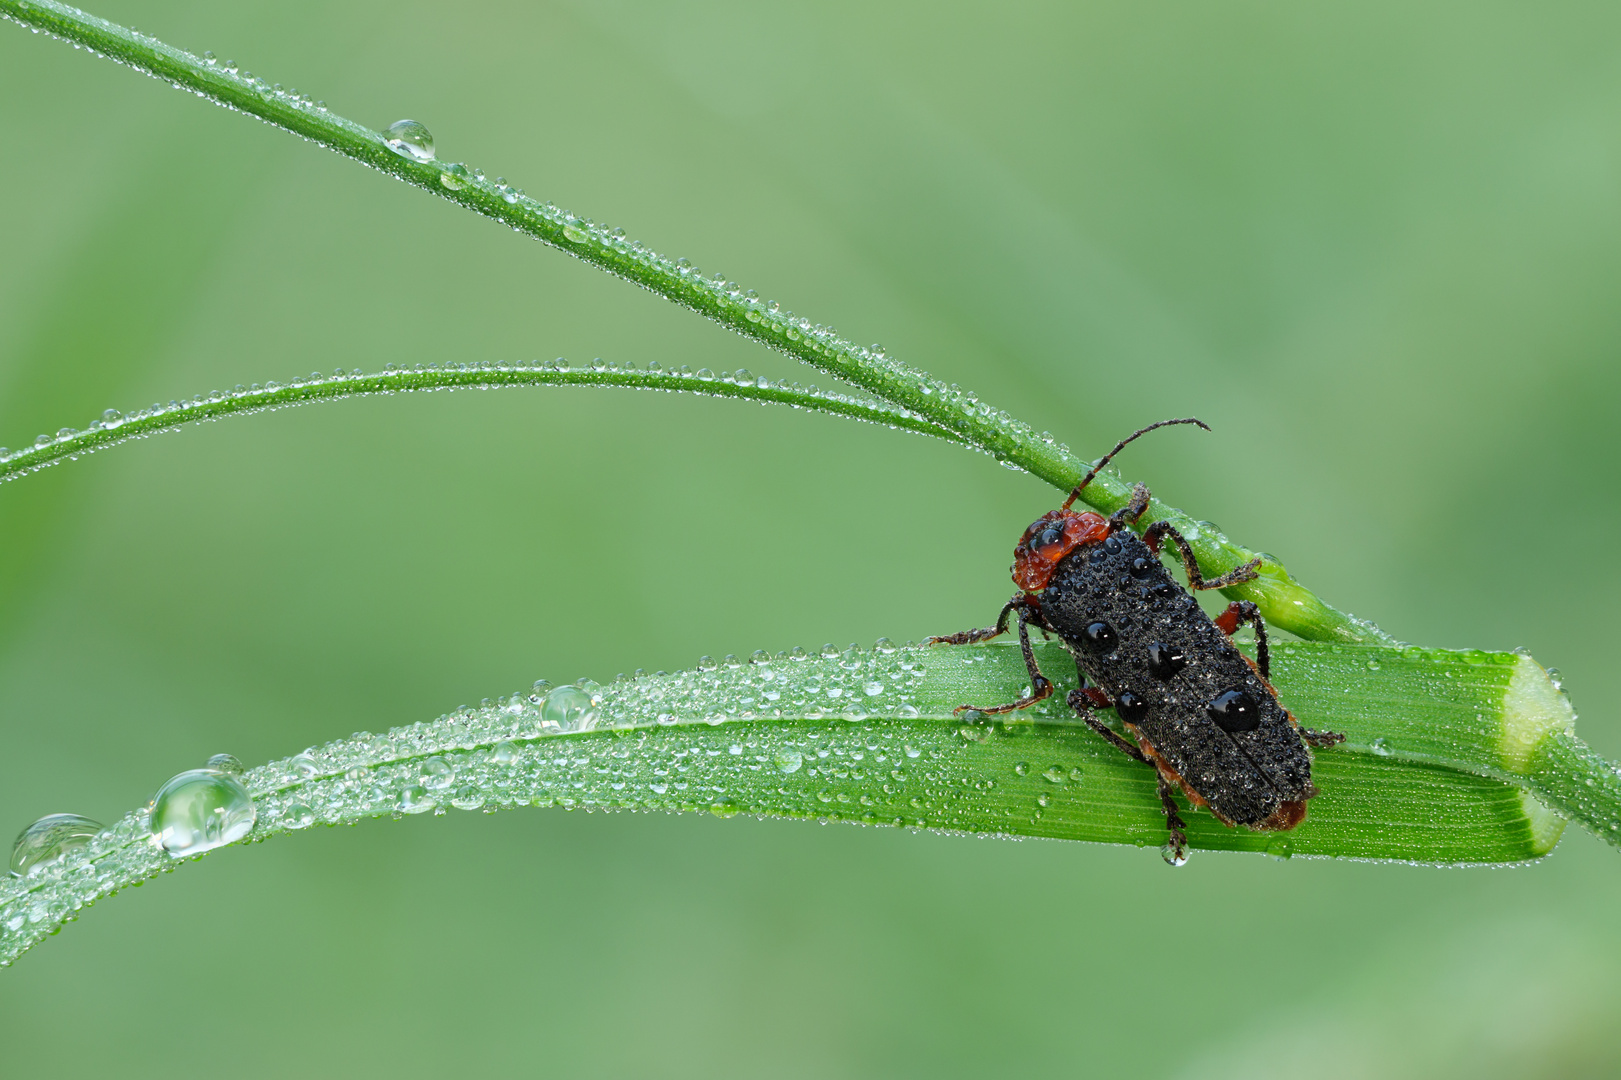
0;0;1390;645
0;361;959;484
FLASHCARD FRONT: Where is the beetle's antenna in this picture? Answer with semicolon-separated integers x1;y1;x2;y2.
1062;417;1210;510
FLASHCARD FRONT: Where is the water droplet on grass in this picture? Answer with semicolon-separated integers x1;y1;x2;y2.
10;814;102;876
439;162;469;190
384;119;434;162
1160;844;1188;868
150;770;256;856
774;749;803;774
420;757;454;790
205;753;244;777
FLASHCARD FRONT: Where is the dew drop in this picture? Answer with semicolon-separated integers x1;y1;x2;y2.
542;685;595;733
204;753;245;777
1160;843;1188;868
284;802;315;829
438;162;469;190
709;799;740;819
150;769;256;856
1370;737;1392;757
384;119;435;162
420;756;454;790
10;814;102;876
562;223;589;244
400;786;434;814
774;749;803;774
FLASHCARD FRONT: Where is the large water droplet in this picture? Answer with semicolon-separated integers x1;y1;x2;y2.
384;119;435;162
542;685;595;733
774;749;804;774
439;162;468;190
10;813;102;876
150;769;256;856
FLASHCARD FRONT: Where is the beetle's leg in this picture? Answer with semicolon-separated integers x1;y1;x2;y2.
1108;482;1152;529
1066;666;1148;764
1143;521;1262;592
1300;728;1346;748
951;602;1054;715
1156;773;1190;864
1214;600;1270;679
927;594;1024;647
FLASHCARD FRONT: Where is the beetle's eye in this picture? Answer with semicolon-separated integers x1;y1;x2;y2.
1208;689;1260;733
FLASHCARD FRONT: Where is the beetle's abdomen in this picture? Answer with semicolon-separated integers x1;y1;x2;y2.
1040;530;1315;827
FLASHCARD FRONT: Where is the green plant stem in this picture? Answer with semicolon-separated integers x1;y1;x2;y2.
0;0;1389;646
0;639;1597;967
0;361;959;484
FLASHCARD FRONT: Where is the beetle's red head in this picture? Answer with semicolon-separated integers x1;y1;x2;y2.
1011;510;1111;592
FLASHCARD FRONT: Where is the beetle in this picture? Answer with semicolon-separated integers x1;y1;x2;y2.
930;418;1343;863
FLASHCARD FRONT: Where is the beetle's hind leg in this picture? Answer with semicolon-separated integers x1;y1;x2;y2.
1064;666;1189;863
941;599;1054;715
1156;773;1190;865
1143;521;1263;592
1065;665;1148;764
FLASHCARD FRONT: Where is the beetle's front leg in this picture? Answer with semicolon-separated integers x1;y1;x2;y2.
938;598;1054;715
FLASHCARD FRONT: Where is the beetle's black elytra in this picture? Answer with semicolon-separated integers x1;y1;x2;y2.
929;419;1345;865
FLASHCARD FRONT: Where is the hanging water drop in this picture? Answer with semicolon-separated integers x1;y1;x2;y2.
384;119;435;162
10;813;102;876
149;769;256;856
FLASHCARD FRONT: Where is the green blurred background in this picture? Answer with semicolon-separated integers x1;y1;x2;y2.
3;0;1621;1075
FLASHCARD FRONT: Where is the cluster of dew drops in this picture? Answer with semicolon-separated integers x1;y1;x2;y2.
370;116;1071;468
0;27;1074;478
0;640;986;961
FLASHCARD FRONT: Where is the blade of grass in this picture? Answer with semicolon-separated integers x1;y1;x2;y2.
0;640;1582;967
0;0;1387;645
0;360;959;484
